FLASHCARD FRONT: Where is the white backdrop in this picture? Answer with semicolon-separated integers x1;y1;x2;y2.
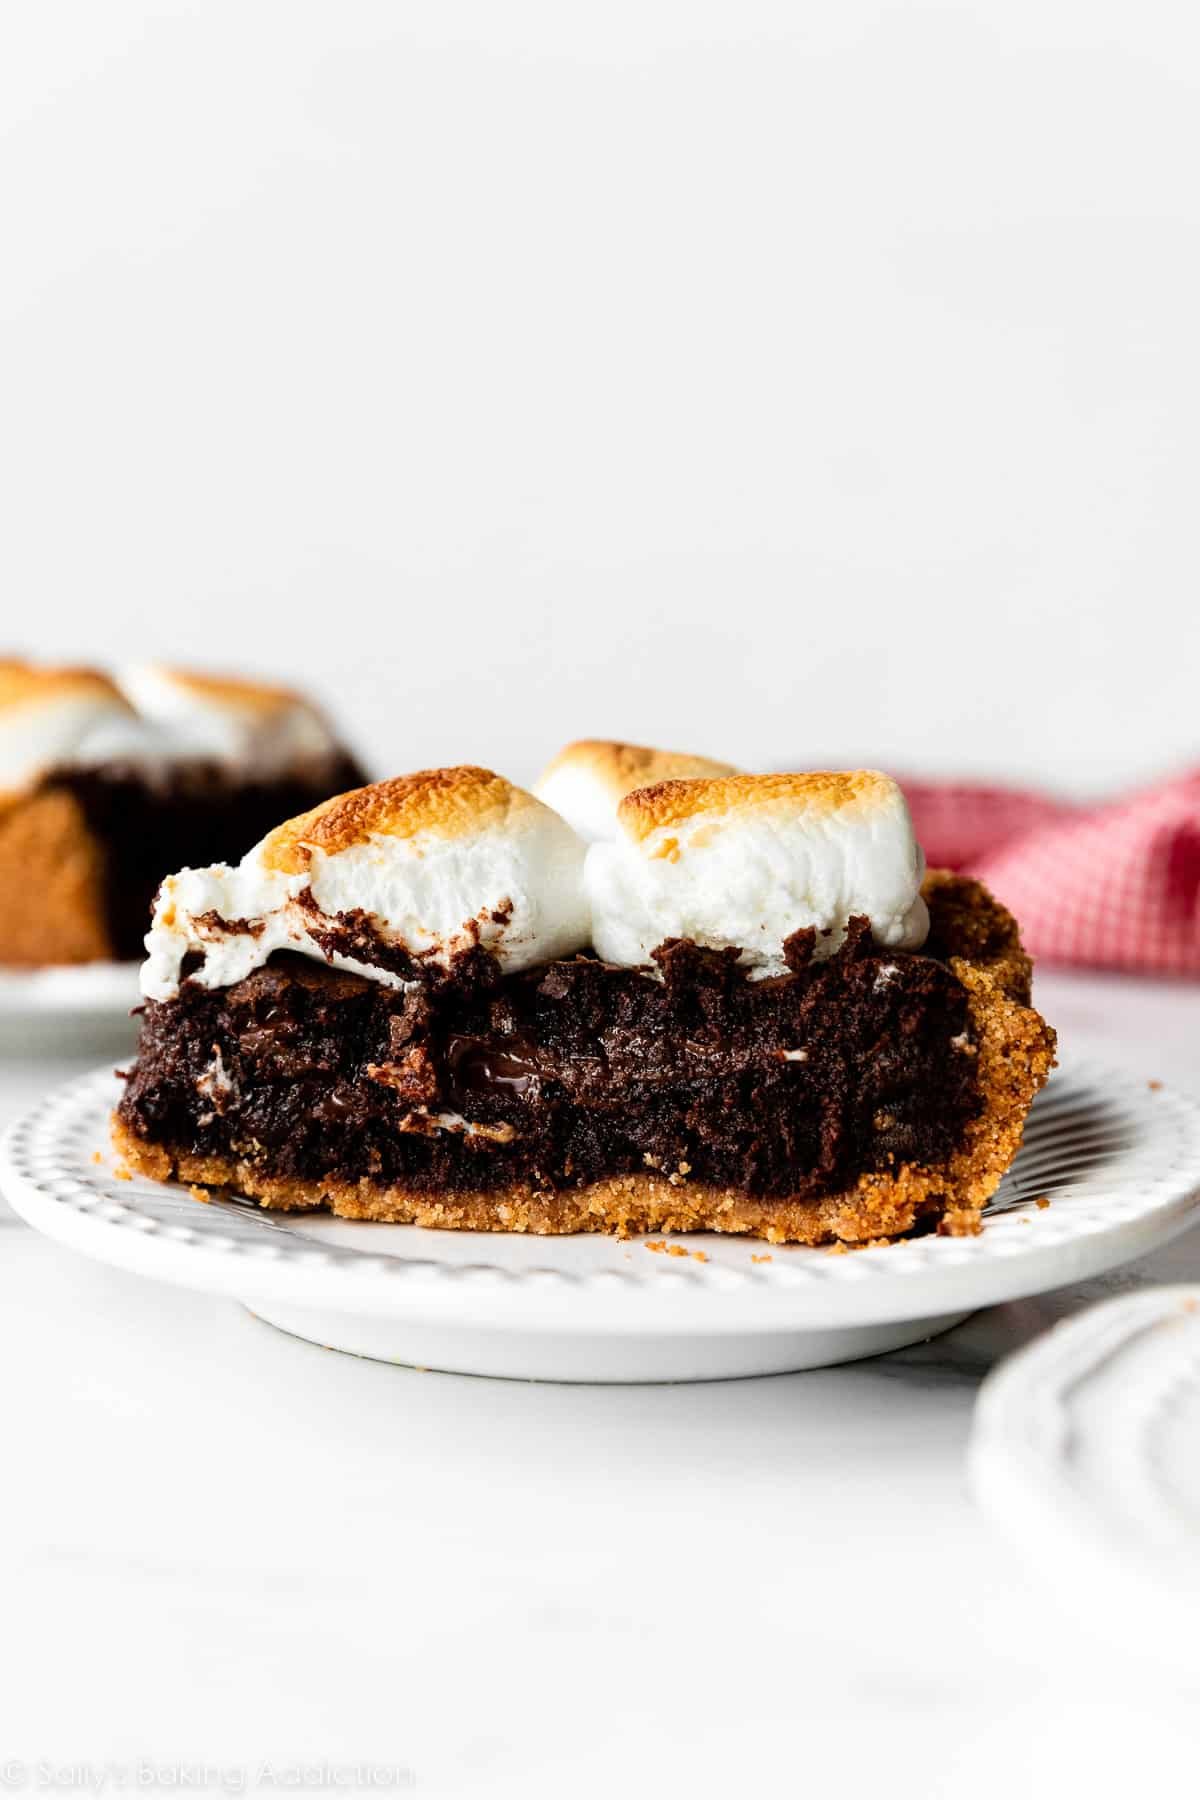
0;1;1194;795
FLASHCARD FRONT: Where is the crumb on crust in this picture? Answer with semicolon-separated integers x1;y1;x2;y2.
644;1239;708;1261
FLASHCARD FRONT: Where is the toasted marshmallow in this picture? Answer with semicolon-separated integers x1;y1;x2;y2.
0;661;138;794
534;739;739;841
141;767;591;1000
119;664;340;778
585;771;929;976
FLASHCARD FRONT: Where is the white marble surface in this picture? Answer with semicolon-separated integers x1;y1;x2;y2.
0;969;1198;1799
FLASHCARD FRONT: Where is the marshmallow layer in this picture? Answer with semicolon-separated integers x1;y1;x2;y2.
585;771;929;976
0;664;137;795
0;658;348;795
142;768;592;1000
119;665;340;778
534;739;738;841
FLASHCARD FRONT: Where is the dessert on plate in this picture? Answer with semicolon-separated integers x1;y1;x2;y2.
0;659;365;967
113;762;1055;1246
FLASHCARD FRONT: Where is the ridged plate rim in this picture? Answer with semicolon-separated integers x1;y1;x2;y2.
968;1284;1200;1643
1;1059;1198;1333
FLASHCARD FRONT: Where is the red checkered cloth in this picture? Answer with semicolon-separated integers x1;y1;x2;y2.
901;770;1200;977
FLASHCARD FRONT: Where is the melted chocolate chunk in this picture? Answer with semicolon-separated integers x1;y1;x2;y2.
445;1034;542;1098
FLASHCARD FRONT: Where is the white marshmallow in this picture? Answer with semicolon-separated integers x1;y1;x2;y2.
141;767;591;1000
0;659;348;792
585;771;929;976
119;664;340;778
534;740;739;841
0;667;138;793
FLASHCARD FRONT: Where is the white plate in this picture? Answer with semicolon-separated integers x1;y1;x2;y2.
2;1058;1198;1381
0;962;141;1053
969;1283;1200;1660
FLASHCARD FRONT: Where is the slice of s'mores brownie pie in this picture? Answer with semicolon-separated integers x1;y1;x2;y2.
113;763;1055;1245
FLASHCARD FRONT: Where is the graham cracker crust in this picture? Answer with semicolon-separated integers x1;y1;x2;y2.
0;788;113;965
110;871;1056;1245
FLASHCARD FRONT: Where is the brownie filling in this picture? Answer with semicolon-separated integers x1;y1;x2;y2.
44;755;365;961
118;918;982;1203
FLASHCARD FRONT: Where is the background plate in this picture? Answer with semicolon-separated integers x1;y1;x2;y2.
2;1058;1198;1380
969;1283;1200;1663
0;962;141;1055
